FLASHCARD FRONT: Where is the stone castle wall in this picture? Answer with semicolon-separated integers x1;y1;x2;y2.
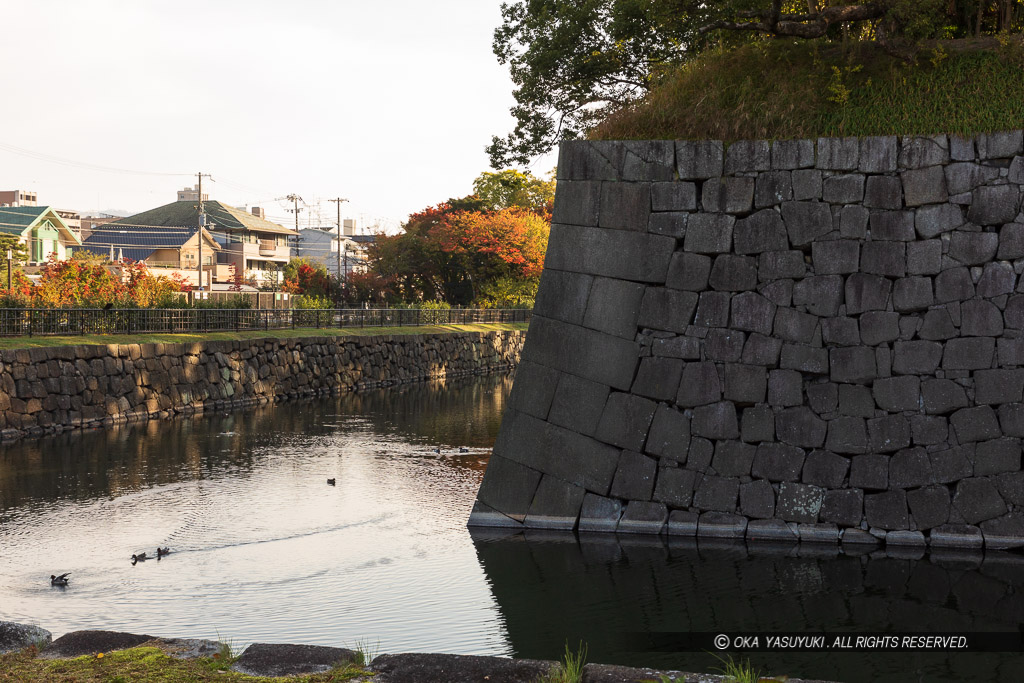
471;132;1024;549
0;331;524;442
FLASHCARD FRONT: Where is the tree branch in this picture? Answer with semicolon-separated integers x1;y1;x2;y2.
701;3;886;38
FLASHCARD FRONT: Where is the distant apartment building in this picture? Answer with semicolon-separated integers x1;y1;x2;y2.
295;226;368;278
176;185;209;202
0;190;37;207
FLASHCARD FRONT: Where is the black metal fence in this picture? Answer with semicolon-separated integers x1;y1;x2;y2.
0;308;532;338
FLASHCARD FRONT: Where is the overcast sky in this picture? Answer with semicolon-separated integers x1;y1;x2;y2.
0;0;555;232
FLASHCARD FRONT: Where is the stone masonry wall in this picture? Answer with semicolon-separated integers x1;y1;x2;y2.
0;331;524;442
471;132;1024;550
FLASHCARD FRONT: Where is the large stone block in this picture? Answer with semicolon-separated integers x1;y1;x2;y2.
823;173;865;204
825;416;868;454
845;273;892;314
974;437;1022;476
676;361;721;407
997;471;1024;505
617;501;668;534
652;181;698;211
578;493;623;532
911;414;948;445
976;129;1024;159
901;166;947;206
792;275;844;316
899;134;949;169
702;177;755;214
812;239;860;275
741;332;783;366
863;175;903;209
930;445;974;484
545;223;676;283
821;316;860;346
779;343;829;374
475;454;542;521
595;392;658;451
525;474;587;529
976;262;1016;297
980;512;1024;550
653;467;698;507
711;439;757;477
953;478;1008;525
582;276;646;339
723;363;767;404
599;182;651;231
967;185;1021;226
552;180;601;226
609;451;658;501
525;316;640;390
915;204;964;239
860;241;906;278
683;213;735;254
767;368;802;407
758;250;806;280
631;357;684;402
892;276;933;312
730;292;777;335
868;414;911;453
950;405;1002;443
850;454;889;490
872;375;920;413
692;474;739;512
920;379;968;415
754;171;794;208
949;231;999;266
548;373;610;437
751;443;806;481
974;368;1024;405
638;288;698;334
803;449;850;488
888;447;933;489
998;402;1024;437
817;136;859;170
739;479;775;518
869;210;916;241
694;293;730;331
892;340;943;375
906;485;951;530
942;337;995;370
725;139;771;173
666;252;711;291
821;488;864;527
829;346;877;384
859;311;900;346
776;406;826;448
507;360;560;419
840;204;869;238
781;201;833;246
772;139;815;170
933;267;975;303
792;169;823;200
532;269;593;326
676;140;724;179
860;136;898;172
648;212;688;238
865;490;909;530
741;404;775;442
690;401;739;440
709;255;757;291
558;139;675;181
773;307;819;343
734;209;790;253
776;482;825;524
644;404;691;463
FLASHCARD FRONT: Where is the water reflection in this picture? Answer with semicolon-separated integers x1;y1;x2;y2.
471;530;1022;683
0;374;513;655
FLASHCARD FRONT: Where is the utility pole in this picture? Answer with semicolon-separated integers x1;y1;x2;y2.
286;194;303;233
196;172;213;296
328;197;348;281
6;248;11;291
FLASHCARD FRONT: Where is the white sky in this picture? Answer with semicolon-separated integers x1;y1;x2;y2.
0;0;556;232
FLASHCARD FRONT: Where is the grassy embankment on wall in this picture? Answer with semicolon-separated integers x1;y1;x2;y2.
592;37;1024;143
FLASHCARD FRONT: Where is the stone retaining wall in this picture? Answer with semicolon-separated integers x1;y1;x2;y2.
0;331;524;442
471;132;1024;550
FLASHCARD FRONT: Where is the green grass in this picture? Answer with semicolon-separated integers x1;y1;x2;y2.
0;645;373;682
592;37;1024;143
0;322;529;350
535;642;587;683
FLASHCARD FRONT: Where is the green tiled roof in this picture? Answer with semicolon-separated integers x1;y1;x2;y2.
107;200;297;236
0;206;50;235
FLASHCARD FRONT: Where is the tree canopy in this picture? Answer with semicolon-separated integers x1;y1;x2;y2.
489;0;1024;167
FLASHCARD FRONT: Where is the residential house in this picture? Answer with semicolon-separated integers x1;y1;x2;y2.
0;205;82;263
88;198;296;286
295;228;366;278
78;225;222;288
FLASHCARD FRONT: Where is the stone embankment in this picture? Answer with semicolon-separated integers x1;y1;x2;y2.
0;622;834;682
0;331;524;443
474;131;1024;550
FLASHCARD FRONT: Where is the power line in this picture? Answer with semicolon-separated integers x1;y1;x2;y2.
0;141;192;177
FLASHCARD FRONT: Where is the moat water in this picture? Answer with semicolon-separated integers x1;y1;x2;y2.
0;373;1020;682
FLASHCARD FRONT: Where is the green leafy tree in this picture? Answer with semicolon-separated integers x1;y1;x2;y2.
472;168;556;212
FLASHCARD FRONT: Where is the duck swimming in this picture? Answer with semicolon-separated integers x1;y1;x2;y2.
156;547;170;558
131;553;147;564
50;573;70;586
326;478;336;486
